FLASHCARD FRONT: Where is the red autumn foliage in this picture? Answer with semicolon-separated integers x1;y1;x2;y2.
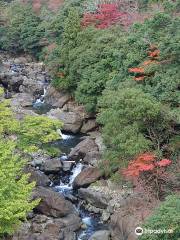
122;153;172;199
81;4;130;29
128;67;145;74
148;49;160;58
122;153;171;179
133;76;145;81
122;153;156;178
128;45;160;81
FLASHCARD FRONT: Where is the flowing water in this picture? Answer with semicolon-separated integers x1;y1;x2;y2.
32;86;108;239
51;133;108;240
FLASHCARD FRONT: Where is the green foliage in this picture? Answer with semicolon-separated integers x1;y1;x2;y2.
140;194;180;240
17;115;63;153
0;1;44;55
49;8;82;89
42;145;61;157
0;88;63;235
98;87;172;173
48;23;148;111
47;0;86;43
0;99;19;135
0;138;39;235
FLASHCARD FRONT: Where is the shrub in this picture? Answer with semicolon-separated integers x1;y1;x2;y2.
0;139;39;236
122;153;172;199
17;115;63;153
139;194;180;240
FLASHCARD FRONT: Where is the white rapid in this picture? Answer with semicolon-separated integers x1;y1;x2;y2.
55;162;83;192
34;86;47;105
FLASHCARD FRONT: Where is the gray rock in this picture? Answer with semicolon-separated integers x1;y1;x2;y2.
73;167;102;189
21;77;44;95
81;119;98;133
89;230;111;240
45;86;70;108
12;213;81;240
11;93;33;107
26;166;51;187
58;213;81;232
33;187;76;218
14;57;29;64
78;188;110;209
110;194;150;240
101;210;111;222
41;158;62;173
12;106;38;120
68;138;99;162
47;108;83;133
83;151;101;166
31;152;50;167
62;161;74;172
86;205;102;214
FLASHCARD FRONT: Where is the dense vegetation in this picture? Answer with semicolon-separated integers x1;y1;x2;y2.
0;0;179;236
0;86;62;236
140;194;180;240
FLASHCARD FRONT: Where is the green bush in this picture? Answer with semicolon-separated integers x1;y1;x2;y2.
0;88;63;235
17;115;63;153
140;194;180;240
0;139;39;236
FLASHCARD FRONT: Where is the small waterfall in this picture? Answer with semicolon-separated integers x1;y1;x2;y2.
58;130;75;141
69;163;83;184
55;163;83;193
34;86;47;106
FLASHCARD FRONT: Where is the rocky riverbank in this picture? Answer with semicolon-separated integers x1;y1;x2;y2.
0;52;154;240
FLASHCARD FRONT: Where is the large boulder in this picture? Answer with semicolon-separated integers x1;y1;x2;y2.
40;157;62;173
9;75;24;91
89;230;111;240
33;187;75;217
26;166;51;187
12;106;38;120
68;137;99;162
73;167;102;189
83;151;101;166
44;86;70;108
12;213;81;240
31;152;50;167
81;119;98;133
78;188;111;209
47;108;83;133
11;93;34;107
31;154;62;173
62;101;92;120
19;76;44;96
110;194;154;240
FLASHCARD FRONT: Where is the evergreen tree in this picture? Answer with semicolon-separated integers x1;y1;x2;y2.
98;87;172;174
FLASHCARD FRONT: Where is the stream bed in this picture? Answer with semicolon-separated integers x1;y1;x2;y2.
32;101;108;239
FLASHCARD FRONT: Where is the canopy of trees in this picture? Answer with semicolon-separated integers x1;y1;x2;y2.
0;0;179;235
